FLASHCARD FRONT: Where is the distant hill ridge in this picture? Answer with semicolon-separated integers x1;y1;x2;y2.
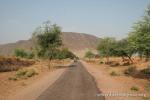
0;32;99;57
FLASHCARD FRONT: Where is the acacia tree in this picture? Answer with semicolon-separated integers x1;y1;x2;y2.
85;51;95;61
97;37;116;63
128;5;150;61
111;39;134;63
33;21;62;69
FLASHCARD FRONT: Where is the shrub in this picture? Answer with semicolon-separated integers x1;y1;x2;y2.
84;51;95;60
16;69;28;77
12;69;37;80
38;48;76;60
0;57;35;72
140;66;150;77
144;83;150;91
56;48;76;59
14;49;28;58
14;49;34;59
8;76;17;81
142;97;150;100
25;69;37;77
0;66;19;72
130;86;139;91
110;71;119;76
27;52;35;59
8;69;38;81
99;61;104;64
124;66;137;76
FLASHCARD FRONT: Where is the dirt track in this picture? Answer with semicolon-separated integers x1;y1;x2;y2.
37;61;105;100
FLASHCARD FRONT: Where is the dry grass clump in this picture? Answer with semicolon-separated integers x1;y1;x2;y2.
130;86;139;91
144;83;150;91
0;57;35;72
124;66;137;76
140;66;150;77
8;69;37;80
110;71;120;76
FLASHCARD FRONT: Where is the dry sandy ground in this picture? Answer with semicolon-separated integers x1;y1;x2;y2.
8;68;65;100
0;59;71;100
81;61;150;100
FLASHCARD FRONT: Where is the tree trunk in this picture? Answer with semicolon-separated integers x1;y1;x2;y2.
145;56;149;62
145;50;149;62
48;59;51;70
139;54;143;60
127;55;133;64
106;56;109;63
121;56;125;62
48;56;52;70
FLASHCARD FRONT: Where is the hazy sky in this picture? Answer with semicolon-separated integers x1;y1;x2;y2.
0;0;149;44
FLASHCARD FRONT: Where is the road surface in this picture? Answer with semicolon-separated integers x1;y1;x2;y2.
37;61;105;100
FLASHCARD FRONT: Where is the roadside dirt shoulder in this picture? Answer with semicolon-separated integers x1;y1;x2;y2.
0;59;72;100
81;61;148;100
8;68;66;100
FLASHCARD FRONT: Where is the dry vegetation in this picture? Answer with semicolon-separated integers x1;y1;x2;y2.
0;57;35;72
0;56;72;99
85;57;150;80
84;57;150;100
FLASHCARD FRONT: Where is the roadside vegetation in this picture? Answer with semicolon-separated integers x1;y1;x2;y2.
0;57;35;72
0;21;76;85
0;21;76;73
84;51;96;61
32;21;76;69
110;71;120;76
96;5;150;63
84;4;150;79
8;69;37;81
124;66;137;76
84;5;150;98
130;86;139;91
14;48;35;59
0;3;149;100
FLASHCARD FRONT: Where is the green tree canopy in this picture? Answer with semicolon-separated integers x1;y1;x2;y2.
33;21;62;60
110;39;134;62
128;5;150;60
85;51;95;59
97;37;116;57
56;48;76;59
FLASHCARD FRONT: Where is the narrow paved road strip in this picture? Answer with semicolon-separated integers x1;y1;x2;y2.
37;61;105;100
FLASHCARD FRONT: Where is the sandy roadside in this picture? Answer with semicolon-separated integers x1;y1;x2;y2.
7;68;66;100
81;60;148;100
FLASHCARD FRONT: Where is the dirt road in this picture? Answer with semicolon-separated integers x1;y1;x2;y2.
37;61;105;100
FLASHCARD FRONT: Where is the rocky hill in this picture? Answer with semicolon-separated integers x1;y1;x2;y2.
0;32;99;57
